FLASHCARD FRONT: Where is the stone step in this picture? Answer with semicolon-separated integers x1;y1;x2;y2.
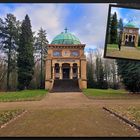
50;79;81;92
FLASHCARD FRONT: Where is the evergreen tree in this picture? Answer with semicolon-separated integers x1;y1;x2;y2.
117;59;140;93
110;12;118;44
118;18;123;31
34;27;48;88
0;14;20;90
17;15;34;90
107;14;113;44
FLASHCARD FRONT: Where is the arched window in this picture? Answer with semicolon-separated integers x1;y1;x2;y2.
55;63;59;73
126;35;128;39
129;35;132;42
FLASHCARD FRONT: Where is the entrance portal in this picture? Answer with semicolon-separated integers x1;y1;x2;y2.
63;68;70;79
125;35;135;47
62;63;70;79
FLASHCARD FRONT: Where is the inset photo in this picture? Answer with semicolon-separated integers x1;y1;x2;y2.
104;4;140;61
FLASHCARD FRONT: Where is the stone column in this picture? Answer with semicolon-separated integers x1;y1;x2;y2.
70;65;73;79
52;65;55;79
80;59;87;88
59;64;62;79
136;34;139;47
45;59;52;90
45;59;51;80
77;66;80;79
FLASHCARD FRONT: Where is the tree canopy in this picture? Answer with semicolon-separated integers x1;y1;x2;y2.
117;59;140;93
17;15;34;90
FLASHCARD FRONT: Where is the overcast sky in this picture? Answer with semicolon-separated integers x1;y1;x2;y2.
0;3;110;52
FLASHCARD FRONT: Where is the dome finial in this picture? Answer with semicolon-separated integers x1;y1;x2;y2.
64;27;68;33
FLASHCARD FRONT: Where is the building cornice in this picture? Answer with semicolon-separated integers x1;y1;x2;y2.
47;44;86;49
124;27;139;30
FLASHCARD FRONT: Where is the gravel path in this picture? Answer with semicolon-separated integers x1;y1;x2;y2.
0;92;140;136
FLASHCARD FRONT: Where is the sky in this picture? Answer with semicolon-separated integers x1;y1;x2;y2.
0;3;110;53
111;6;140;32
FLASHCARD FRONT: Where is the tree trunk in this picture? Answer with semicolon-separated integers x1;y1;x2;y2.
7;36;12;91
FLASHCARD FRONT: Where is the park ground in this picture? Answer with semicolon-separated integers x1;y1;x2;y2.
0;89;140;136
105;44;140;60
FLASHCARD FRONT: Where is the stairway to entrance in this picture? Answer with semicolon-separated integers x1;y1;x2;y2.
50;79;81;92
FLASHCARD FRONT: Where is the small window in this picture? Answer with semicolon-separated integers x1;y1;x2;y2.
71;51;79;56
53;51;61;56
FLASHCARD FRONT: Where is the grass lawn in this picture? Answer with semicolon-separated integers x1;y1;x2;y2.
106;44;140;60
106;44;119;50
0;90;47;102
107;44;140;50
83;88;140;99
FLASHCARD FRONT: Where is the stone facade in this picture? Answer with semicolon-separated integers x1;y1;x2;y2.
45;44;87;90
121;27;139;47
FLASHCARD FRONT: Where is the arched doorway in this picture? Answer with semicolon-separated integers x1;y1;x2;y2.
62;63;70;79
127;35;134;47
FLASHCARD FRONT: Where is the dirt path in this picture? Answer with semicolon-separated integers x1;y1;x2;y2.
0;92;140;136
106;46;140;60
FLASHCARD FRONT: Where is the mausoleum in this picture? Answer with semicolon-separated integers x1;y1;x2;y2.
45;28;87;92
121;21;139;47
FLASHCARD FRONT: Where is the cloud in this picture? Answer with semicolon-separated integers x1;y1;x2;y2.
126;9;140;28
72;4;109;50
0;4;13;18
0;4;69;43
14;4;70;42
116;7;140;33
0;3;111;52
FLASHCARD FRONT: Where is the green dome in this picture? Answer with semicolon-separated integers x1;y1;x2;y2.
51;31;81;45
125;21;138;28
